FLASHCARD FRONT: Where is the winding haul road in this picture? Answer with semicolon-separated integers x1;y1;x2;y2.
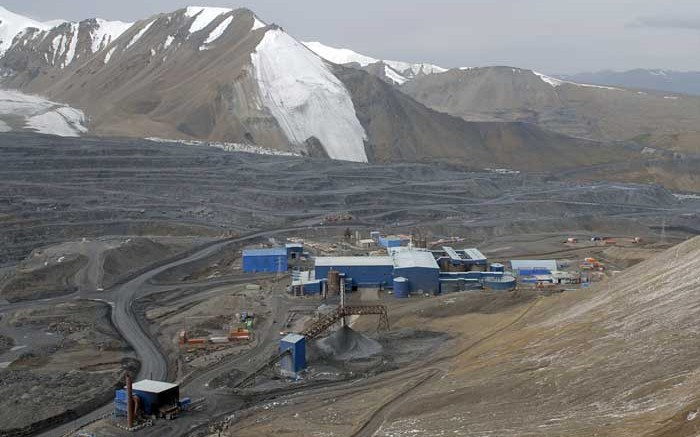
18;224;357;437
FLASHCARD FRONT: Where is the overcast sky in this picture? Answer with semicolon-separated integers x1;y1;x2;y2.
7;0;700;73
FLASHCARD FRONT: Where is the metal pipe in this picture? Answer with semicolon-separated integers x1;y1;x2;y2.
126;374;134;428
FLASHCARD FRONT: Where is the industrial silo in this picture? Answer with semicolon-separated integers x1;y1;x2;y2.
490;263;505;273
327;270;340;296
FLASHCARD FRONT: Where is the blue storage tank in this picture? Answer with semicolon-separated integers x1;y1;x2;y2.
483;275;517;291
490;263;505;273
280;333;306;376
393;277;409;298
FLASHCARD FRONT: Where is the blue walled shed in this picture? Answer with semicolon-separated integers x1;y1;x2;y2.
285;243;304;259
243;248;288;273
393;251;440;295
131;380;180;415
280;333;306;376
378;236;404;248
315;256;394;289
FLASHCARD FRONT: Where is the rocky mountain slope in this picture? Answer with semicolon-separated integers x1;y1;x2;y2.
401;66;700;151
0;6;631;170
561;69;700;97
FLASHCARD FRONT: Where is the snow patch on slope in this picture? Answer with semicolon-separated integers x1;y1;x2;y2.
0;88;87;136
534;71;621;90
252;17;266;30
104;46;116;63
385;59;446;76
90;19;133;53
200;15;233;49
0;6;60;55
384;65;408;85
185;6;231;34
62;22;79;68
26;107;87;137
164;35;175;49
126;20;154;49
303;41;378;67
303;41;446;79
533;71;563;87
252;29;368;163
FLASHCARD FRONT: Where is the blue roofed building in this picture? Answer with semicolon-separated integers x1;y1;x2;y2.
393;250;440;295
314;256;394;289
242;248;288;273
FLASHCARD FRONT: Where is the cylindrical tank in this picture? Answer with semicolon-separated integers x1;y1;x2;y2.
327;270;340;296
483;275;517;291
490;263;505;273
393;277;409;298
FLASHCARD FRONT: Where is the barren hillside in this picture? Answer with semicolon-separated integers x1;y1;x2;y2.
223;237;700;436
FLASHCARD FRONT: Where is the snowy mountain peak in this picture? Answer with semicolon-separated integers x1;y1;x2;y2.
302;40;446;84
90;18;133;53
0;6;62;55
184;6;233;34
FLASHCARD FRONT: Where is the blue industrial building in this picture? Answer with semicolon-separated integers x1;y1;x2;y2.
510;260;557;276
280;333;306;376
393;251;440;295
312;247;513;297
242;248;288;273
315;256;394;289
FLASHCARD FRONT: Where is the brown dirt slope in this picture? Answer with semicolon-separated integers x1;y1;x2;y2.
402;66;700;149
337;67;634;170
372;236;700;436
0;254;87;302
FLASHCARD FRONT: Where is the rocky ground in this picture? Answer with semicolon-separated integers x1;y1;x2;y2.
0;300;135;431
0;133;698;436
2;132;698;270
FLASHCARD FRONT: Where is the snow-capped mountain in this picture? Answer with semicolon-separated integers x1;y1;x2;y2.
0;7;131;69
0;6;63;55
303;41;446;85
0;6;648;171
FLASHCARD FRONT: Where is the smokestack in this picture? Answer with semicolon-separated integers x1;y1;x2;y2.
126;374;134;428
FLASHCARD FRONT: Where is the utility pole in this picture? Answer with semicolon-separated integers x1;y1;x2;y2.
661;217;667;245
340;278;346;328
